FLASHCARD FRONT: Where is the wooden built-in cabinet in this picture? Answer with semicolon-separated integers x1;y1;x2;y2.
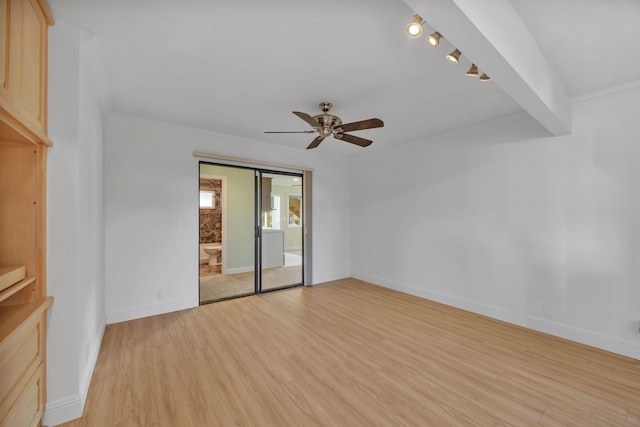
0;0;53;426
0;0;53;142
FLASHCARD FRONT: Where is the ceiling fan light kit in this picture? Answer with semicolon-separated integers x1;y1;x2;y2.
265;102;384;150
407;14;490;82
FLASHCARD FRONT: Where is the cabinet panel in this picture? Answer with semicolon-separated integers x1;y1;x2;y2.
0;319;39;408
8;0;46;131
0;302;49;426
0;0;8;98
0;364;42;427
0;142;37;280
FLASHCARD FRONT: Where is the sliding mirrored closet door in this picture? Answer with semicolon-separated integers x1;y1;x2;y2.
199;163;303;304
199;163;256;303
260;172;304;291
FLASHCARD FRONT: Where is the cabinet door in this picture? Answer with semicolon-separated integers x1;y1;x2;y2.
0;0;8;99
9;0;46;131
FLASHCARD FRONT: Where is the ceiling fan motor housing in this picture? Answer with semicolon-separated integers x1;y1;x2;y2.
313;113;342;137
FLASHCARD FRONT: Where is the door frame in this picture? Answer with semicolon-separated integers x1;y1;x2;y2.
194;151;313;287
198;158;312;303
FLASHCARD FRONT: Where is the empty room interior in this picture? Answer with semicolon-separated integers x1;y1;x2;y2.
1;0;640;426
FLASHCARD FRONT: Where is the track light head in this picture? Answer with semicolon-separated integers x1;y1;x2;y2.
406;14;424;38
479;73;491;81
446;49;461;63
426;32;442;47
465;64;478;77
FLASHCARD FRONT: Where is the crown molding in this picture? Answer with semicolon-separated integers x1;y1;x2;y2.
571;80;640;107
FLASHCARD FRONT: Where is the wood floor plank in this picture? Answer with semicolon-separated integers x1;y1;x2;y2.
60;278;640;426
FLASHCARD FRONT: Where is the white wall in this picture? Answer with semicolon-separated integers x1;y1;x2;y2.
104;113;351;323
45;21;109;426
351;82;640;359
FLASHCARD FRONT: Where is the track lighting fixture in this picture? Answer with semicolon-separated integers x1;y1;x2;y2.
465;64;478;77
406;20;490;83
406;14;424;38
446;49;461;63
426;32;441;47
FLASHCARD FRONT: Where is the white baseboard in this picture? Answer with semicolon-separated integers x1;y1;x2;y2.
43;394;84;427
312;271;351;285
352;272;640;360
224;265;254;275
43;322;106;426
106;297;196;324
80;323;105;405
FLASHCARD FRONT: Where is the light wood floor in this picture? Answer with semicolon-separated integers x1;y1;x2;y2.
61;278;640;426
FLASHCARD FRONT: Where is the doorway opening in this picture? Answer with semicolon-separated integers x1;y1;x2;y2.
198;162;305;303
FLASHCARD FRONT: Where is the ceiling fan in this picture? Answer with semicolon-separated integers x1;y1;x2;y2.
265;102;384;149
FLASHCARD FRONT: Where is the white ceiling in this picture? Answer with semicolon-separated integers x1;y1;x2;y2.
265;173;301;187
512;0;640;97
49;0;640;157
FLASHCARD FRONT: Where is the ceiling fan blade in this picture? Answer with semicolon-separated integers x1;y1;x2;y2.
336;133;372;147
338;118;384;133
306;135;325;149
293;111;320;128
264;130;315;134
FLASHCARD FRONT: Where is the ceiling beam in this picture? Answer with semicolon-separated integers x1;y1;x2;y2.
403;0;572;135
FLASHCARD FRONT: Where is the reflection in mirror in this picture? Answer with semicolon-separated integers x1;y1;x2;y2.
199;165;255;304
199;190;215;209
262;195;280;229
262;176;303;291
288;195;302;227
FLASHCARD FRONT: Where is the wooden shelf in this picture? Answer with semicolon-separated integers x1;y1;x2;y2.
0;297;52;350
0;99;53;147
0;276;36;304
0;266;26;292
